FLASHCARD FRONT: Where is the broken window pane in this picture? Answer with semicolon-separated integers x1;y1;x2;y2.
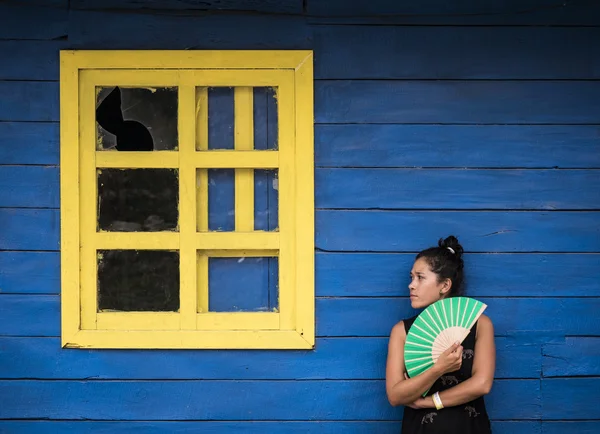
98;250;180;312
96;86;178;151
98;168;178;232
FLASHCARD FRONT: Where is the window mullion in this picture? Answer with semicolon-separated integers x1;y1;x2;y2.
178;80;198;330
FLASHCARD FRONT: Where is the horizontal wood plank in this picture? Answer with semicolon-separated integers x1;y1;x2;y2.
542;379;600;419
316;297;600;337
11;166;600;210
0;379;539;420
0;166;58;208
0;421;542;433
0;209;59;251
71;0;303;13
0;4;68;40
0;122;59;165
316;211;600;252
0;41;63;81
315;125;600;169
316;169;600;210
68;10;311;50
542;338;600;377
0;82;58;122
315;81;600;124
2;294;597;338
316;253;600;297
6;81;600;125
542;422;600;434
0;336;539;379
314;26;600;79
0;252;60;294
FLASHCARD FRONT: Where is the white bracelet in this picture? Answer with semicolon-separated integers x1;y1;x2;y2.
432;392;444;410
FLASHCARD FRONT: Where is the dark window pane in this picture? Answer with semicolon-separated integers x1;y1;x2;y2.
253;87;278;151
208;256;278;312
208;87;234;150
96;86;178;151
98;168;178;232
208;169;235;231
98;250;180;312
254;169;278;231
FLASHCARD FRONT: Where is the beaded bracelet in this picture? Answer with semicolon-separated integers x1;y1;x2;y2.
432;392;444;410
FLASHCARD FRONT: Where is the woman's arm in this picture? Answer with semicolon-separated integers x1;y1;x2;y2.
386;321;450;406
409;314;496;409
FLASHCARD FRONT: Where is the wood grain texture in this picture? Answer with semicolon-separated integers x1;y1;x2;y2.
315;169;600;210
0;252;60;294
0;41;64;81
11;166;600;210
0;209;59;250
315;297;600;337
0;166;58;208
314;26;600;79
0;336;539;379
543;338;600;377
0;123;59;165
71;0;303;13
316;211;600;252
0;82;58;122
315;81;600;124
307;0;600;26
315;125;600;169
2;295;597;338
542;379;600;419
542;422;600;434
0;379;539;420
0;421;542;433
0;3;68;40
316;253;600;297
68;10;311;49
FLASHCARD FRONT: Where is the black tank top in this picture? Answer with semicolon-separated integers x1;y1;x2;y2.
401;315;492;434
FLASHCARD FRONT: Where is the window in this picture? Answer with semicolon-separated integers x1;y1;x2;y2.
60;50;314;349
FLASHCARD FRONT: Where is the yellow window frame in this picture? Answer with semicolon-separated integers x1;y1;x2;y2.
60;50;314;349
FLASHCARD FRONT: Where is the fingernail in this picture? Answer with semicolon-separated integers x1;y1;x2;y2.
455;341;460;345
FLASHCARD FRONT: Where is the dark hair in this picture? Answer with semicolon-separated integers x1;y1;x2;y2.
416;235;465;297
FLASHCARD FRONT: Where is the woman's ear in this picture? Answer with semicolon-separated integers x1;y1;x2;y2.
440;278;452;295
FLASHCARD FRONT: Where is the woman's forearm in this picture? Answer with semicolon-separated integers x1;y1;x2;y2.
387;366;443;406
436;376;491;408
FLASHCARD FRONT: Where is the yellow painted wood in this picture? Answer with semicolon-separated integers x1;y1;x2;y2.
95;232;180;250
60;50;315;349
234;87;255;232
294;54;316;347
79;78;99;330
195;87;210;314
197;253;209;313
64;329;313;349
200;250;278;258
197;313;279;330
59;51;82;343
97;313;180;330
196;232;278;250
84;69;290;88
96;151;179;168
61;50;313;70
276;80;296;331
193;151;278;169
178;82;198;330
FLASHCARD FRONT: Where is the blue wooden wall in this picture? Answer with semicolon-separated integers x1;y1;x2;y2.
1;0;600;432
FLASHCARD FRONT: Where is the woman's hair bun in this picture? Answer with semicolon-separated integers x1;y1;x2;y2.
438;235;464;258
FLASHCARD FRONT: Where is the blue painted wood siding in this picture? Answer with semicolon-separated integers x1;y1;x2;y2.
1;1;600;433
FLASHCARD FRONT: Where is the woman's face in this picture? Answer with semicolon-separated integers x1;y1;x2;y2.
408;257;449;309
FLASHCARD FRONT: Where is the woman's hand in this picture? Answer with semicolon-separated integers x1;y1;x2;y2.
434;341;463;375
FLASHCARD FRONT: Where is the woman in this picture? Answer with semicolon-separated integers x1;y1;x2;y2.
386;236;496;433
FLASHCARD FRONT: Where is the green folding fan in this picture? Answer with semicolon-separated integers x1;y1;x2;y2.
404;297;487;396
